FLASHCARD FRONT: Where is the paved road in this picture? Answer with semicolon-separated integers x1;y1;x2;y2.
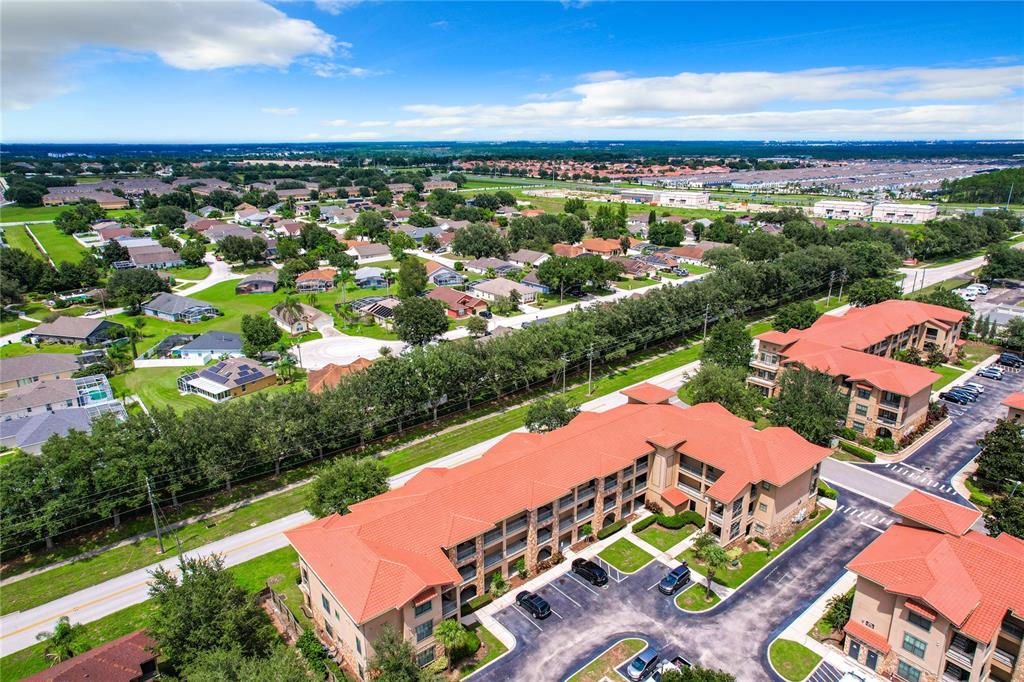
899;238;1024;295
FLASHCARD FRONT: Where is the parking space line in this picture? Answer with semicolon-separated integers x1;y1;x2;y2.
565;572;600;596
647;580;662;591
860;522;886;533
902;462;923;473
513;605;544;631
549;607;563;620
548;583;581;607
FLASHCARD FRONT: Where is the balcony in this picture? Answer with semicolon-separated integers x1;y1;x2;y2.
506;538;527;557
1002;620;1024;640
751;357;779;370
459;564;477;582
877;413;900;426
635;459;648;474
537;528;552;544
505;516;528;535
483;551;503;568
576;507;594;522
456;546;476;563
680;460;703;478
880;397;902;409
746;374;776;388
559;495;574;510
945;647;974;668
442;599;458;617
634;477;648;493
603;478;618;492
677;481;702;498
603;497;617;512
705;469;722;483
577;486;597;502
483;528;503;547
992;648;1016;669
708;510;723;525
536;507;553;524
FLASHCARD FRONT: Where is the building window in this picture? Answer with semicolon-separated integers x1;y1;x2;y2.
852;421;865;433
896;660;921;682
857;388;871;400
907;611;931;632
732;499;743;516
415;601;432;617
901;632;927;659
325;621;333;637
762;482;771;491
729;520;740;539
416;648;436;667
321;595;331;612
415;621;433;643
754;523;765;534
356;637;362;655
758;502;768;513
855;404;868;417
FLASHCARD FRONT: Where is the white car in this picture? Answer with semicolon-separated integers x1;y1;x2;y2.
965;283;989;295
963;382;985;393
954;289;976;301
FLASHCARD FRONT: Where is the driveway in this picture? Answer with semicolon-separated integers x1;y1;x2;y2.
474;491;887;682
294;333;406;370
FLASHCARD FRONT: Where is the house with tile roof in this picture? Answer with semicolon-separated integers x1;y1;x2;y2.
285;395;830;677
844;489;1024;682
426;287;487;318
296;267;338;292
308;358;374;394
423;260;465;287
748;300;968;443
24;316;124;345
177;358;277;403
21;629;158;682
1001;392;1024;423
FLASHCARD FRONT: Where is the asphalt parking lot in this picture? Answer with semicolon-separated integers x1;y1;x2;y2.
473;490;888;682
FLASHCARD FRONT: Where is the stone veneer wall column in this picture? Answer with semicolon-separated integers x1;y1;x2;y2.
525;509;538;573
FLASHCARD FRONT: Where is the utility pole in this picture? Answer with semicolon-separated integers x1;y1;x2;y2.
702;303;711;342
826;271;835;307
837;268;847;303
587;344;595;395
147;477;164;554
560;353;568;393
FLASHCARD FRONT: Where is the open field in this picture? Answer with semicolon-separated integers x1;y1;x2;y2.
0;225;44;257
0;206;139;223
28;223;92;263
0;342;80;358
0;317;36;337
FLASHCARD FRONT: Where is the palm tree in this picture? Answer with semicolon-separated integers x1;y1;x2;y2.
306;291;318;308
125;326;142;359
276;350;297;383
433;619;466;670
382;267;395;295
334;268;353;307
36;616;84;665
697;542;727;600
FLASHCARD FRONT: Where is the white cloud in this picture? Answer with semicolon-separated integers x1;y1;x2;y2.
393;64;1024;138
430;20;449;29
310;63;387;79
578;70;629;83
356;120;389;127
314;0;364;15
329;131;383;140
262;107;299;115
323;119;350;127
1;0;337;110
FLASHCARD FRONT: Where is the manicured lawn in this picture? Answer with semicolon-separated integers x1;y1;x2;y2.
769;639;821;682
636;523;697;552
566;638;645;682
675;582;720;612
813;293;849;313
163;264;210;280
0;342;80;358
338;322;400;340
0;205;138;223
748;320;774;336
1;225;44;257
28;223;92;263
932;364;966;390
910;276;970;299
0;317;35;337
678;508;833;589
613;277;657;290
109;366;210;412
533;293;581;309
598;538;654;573
456;622;509;678
958;341;997;369
682;263;712;275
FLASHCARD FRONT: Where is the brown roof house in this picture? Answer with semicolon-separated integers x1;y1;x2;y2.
177;357;278;403
22;630;158;682
25;316;124;345
308;358;374;394
426;287;488;318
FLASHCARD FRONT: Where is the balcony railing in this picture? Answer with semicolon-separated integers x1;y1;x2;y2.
456;546;476;563
708;510;723;525
506;539;527;556
442;600;457;617
877;415;900;426
706;469;721;483
459;565;477;582
483;551;503;568
506;517;528;535
635;459;648;473
603;478;618;492
880;397;902;409
483;528;503;546
677;481;702;498
576;508;594;522
537;528;552;544
537;508;553;524
577;487;597;502
603;497;617;512
1002;620;1024;640
559;496;574;510
680;461;703;477
634;478;648;493
945;648;974;667
993;648;1016;668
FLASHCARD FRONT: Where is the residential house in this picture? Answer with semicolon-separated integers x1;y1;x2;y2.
0;354;81;392
197;205;219;217
276;220;306;237
668;241;730;264
270;303;331;335
609;256;654;279
125;244;184;270
94;224;135;243
308;358;374;394
424;261;465;287
177;358;278;403
0;374;123;422
469;277;537;304
206;223;255;244
286;393;828;678
20;630;159;682
464;258;518;276
347;243;392;263
354;267;387;289
142;293;220;323
553;243;586;258
748;300;968;443
508;249;550;268
520;271;551;295
397;225;444;242
321;205;358;225
176;331;244;363
844;489;1024;682
24;316;124;345
1002;392;1024;423
581;238;624;257
0;408;95;455
426;287;488;318
296;268;338;293
351;297;400;328
235;270;279;294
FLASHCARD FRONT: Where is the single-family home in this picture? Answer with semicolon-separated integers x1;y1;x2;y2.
553;243;587;258
296;268;338;292
609;256;654;279
0;354;81;392
320;205;358;225
308;358;374;394
24;317;124;346
668;241;730;264
426;287;488;318
354;267;388;289
19;630;159;682
197;205;219;217
206;224;255;244
424;260;465;287
521;271;551;294
508;248;550;268
270;303;331;335
142;293;220;323
276;220;306;237
347;242;392;263
176;331;244;363
464;257;518;276
177;358;278;403
0;408;95;455
0;374;122;422
235;270;279;295
125;245;184;270
581;238;624;257
469;277;537;304
351;296;401;328
397;225;444;242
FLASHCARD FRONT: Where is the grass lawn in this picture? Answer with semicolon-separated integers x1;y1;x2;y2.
163;265;210;281
28;223;92;263
958;341;997;369
533;293;581;309
0;317;35;337
1;225;45;258
678;508;832;589
682;264;712;275
769;639;822;682
675;582;721;612
808;588;854;641
598;538;654;573
636;523;697;552
109;366;209;412
748;320;774;336
456;622;509;679
566;638;645;682
0;342;80;358
910;276;970;300
613;277;658;291
0;205;138;223
338;322;400;340
814;293;849;313
932;364;966;391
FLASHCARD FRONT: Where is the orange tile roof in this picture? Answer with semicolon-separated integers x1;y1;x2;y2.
905;599;939;621
581;238;622;253
891;489;980;536
287;399;830;623
622;382;675;404
661;486;689;507
553;243;586;258
1002;392;1024;410
780;339;940;396
308;358;373;394
21;630;157;682
296;267;337;282
844;620;891;654
847;495;1024;642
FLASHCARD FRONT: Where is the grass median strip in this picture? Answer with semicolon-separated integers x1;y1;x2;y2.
769;639;822;682
636;523;696;552
675;582;720;612
598;538;653;573
566;637;645;682
456;622;509;679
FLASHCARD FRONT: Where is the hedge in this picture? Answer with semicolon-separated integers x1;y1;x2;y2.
839;441;876;462
632;516;658;532
817;480;838;500
597;518;627;540
631;511;704;533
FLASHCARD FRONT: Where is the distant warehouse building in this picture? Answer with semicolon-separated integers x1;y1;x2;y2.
812;200;871;220
871;202;938;224
657;191;711;208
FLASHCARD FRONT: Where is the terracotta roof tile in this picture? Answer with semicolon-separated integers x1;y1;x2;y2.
891;489;981;536
621;382;675;404
844;620;891;654
1002;392;1024;410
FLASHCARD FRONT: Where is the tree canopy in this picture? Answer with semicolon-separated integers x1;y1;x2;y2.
769;366;848;444
307;456;390;517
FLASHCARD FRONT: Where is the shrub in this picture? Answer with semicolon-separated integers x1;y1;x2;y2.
822;591;854;631
644;500;663;514
490;572;508;597
426;656;448;674
872;437;895;453
580;523;593;540
840;427;858;440
513;557;527;579
451;629;481;664
817;480;838;500
632;516;658;533
754;536;771;550
296;630;329;678
839;441;876;462
597;518;627;540
810;507;819;519
453;261;464;271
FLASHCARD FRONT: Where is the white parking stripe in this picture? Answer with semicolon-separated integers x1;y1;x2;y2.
549;608;562;620
902;462;923;473
930;481;939;487
566;573;600;596
513;606;544;631
648;580;663;591
549;583;582;607
860;522;886;533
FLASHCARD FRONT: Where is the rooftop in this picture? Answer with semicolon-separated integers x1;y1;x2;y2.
0;353;80;383
29;315;117;339
621;382;675;404
177;330;243;354
1001;392;1024;410
308;358;374;394
145;292;215;315
890;488;981;536
21;630;157;682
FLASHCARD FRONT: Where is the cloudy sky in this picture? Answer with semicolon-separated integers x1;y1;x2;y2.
2;0;1022;142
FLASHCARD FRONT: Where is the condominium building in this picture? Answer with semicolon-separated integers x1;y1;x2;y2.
285;386;830;678
748;301;968;443
871;202;938;224
844;490;1024;682
812;200;872;220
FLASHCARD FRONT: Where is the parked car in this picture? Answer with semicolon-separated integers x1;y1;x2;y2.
977;367;1004;380
963;381;985;393
478;310;493;319
572;558;609;586
627;648;659;681
515;591;551;619
948;388;977;402
966;283;989;295
956;384;980;397
998;353;1024;368
671;267;689;277
658;564;691;595
940;391;971;405
954;289;976;301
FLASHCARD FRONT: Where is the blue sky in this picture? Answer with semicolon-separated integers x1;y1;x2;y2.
2;1;1022;142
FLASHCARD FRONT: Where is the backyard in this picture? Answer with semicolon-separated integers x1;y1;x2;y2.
28;223;92;263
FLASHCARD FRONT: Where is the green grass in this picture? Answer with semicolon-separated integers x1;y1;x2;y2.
748;320;774;336
636;523;697;552
108;366;211;412
28;223;92;263
456;622;509;678
957;341;997;369
808;587;854;640
533;293;582;309
678;507;832;589
813;293;850;313
769;639;822;682
931;364;966;391
681;263;712;275
0;205;138;223
613;277;657;290
910;276;971;299
338;322;400;340
0;317;35;336
964;477;993;507
0;342;80;358
675;582;721;611
1;225;45;258
164;265;211;280
566;638;645;682
598;538;653;573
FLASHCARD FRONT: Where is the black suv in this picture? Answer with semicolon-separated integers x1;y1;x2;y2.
515;591;551;619
658;564;691;595
998;352;1024;368
572;558;609;586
